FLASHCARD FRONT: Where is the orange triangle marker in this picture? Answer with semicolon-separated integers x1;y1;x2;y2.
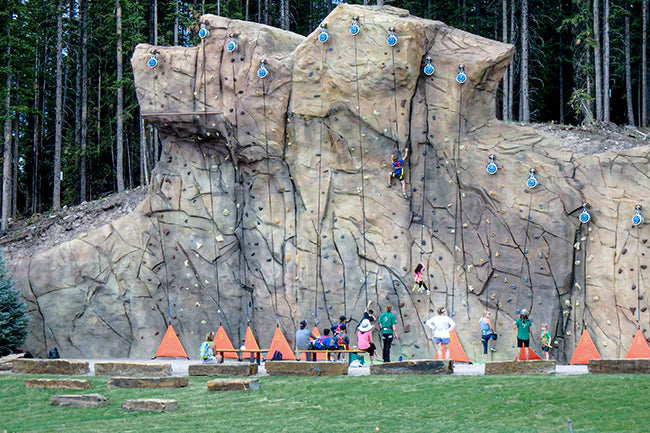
213;325;239;359
266;326;297;361
569;329;602;365
513;347;543;361
241;326;261;360
625;329;650;359
433;329;471;363
154;324;189;359
305;326;327;361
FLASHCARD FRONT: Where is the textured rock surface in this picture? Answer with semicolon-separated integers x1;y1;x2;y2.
13;359;90;376
122;398;178;412
264;360;348;376
207;378;259;391
25;379;91;390
588;359;650;374
188;363;257;376
10;4;650;363
93;362;172;377
107;376;188;388
50;394;109;408
370;359;453;375
484;360;556;375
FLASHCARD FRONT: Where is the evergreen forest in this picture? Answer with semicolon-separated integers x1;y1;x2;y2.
0;0;645;231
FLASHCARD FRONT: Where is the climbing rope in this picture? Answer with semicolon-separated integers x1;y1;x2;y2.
352;18;369;306
449;79;465;318
637;225;642;328
389;27;400;154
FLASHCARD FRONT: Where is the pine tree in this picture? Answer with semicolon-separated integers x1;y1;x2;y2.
0;252;30;356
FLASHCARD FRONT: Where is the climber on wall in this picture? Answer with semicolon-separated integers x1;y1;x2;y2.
387;147;409;199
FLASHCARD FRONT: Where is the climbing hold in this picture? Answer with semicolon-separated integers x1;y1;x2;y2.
490;293;496;300
257;59;269;79
575;300;580;307
573;242;581;250
222;209;230;217
523;276;528;282
511;284;517;289
226;34;238;52
507;297;512;302
318;23;330;42
565;300;571;306
538;253;544;258
633;205;644;226
523;249;528;254
198;21;210;39
456;64;467;84
495;252;500;258
147;49;159;68
574;260;581;266
349;16;361;36
486;154;498;174
526;168;539;189
386;27;398;47
579;203;591;224
423;57;435;76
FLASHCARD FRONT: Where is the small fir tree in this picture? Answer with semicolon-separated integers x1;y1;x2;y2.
0;252;30;356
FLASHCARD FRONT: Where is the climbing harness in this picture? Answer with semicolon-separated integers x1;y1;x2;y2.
352;16;369;305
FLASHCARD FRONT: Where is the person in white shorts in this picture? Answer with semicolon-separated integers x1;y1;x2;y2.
425;306;456;360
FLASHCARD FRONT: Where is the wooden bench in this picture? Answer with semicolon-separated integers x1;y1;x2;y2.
213;349;269;365
295;349;366;362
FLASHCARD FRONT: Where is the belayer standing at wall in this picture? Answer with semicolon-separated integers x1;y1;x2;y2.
378;304;398;362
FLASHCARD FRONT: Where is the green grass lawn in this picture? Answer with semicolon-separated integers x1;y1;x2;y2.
1;373;649;433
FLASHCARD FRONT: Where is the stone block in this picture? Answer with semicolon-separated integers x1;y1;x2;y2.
188;363;258;376
485;360;556;375
122;398;178;412
207;378;259;391
94;362;172;377
13;359;90;376
25;378;91;390
107;376;189;388
0;353;25;371
588;359;650;374
50;394;109;408
264;361;348;376
370;360;454;375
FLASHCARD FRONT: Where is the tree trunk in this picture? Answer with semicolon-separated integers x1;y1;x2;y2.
520;0;529;122
12;112;18;218
257;0;261;22
245;0;249;21
602;0;610;122
2;39;12;233
558;0;565;124
174;0;179;45
80;0;88;202
508;0;515;120
593;0;603;122
53;0;64;210
32;47;42;215
140;113;148;186
643;0;648;127
502;0;508;120
264;0;269;24
625;15;635;125
153;0;158;45
116;0;125;193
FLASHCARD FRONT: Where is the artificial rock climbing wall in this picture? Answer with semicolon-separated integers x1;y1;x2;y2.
11;5;649;361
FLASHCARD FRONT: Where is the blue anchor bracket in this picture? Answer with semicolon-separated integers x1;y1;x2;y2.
318;23;329;43
198;21;210;39
147;49;159;69
633;205;644;227
350;16;361;36
387;27;398;47
486;154;498;175
257;59;269;79
579;203;591;224
226;33;238;52
423;56;435;76
456;64;467;84
526;168;538;189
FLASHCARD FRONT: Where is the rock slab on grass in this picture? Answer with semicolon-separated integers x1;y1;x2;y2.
485;360;556;375
264;361;348;376
588;359;650;374
370;360;454;375
50;394;109;408
25;378;91;390
107;376;188;388
13;359;90;375
94;362;172;377
188;363;258;376
0;353;26;371
207;378;259;391
122;398;178;412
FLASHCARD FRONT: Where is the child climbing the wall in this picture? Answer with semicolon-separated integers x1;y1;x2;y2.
412;263;429;294
387;147;409;199
540;323;552;360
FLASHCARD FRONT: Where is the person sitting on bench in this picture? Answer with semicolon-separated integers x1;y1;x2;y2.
199;332;223;364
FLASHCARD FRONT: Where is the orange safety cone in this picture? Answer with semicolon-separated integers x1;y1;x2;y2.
214;325;239;359
266;326;297;361
513;347;543;361
241;326;261;361
625;329;650;359
433;329;471;363
154;324;189;359
569;329;602;365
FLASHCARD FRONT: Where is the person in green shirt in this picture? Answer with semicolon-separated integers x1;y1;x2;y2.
378;304;398;362
513;309;532;361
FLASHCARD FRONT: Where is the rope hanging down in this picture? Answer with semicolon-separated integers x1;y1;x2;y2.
450;77;464;318
388;26;400;154
352;17;369;306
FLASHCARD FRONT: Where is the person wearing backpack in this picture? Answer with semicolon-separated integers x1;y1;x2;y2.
312;328;332;350
331;323;350;361
199;332;223;364
378;304;398;362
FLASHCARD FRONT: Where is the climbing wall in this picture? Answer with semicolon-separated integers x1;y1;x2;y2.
11;5;649;361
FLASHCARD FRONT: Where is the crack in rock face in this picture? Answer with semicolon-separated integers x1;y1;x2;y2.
12;5;649;361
